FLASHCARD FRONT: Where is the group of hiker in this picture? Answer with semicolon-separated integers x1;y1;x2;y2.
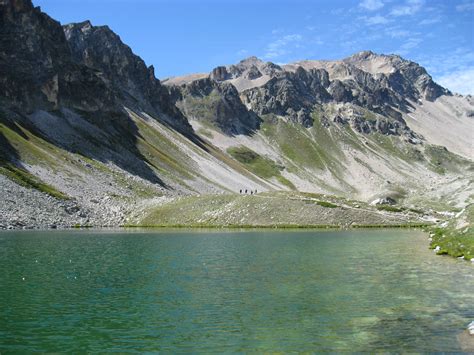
239;188;257;195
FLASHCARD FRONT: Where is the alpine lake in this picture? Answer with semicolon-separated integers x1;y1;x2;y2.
0;229;473;352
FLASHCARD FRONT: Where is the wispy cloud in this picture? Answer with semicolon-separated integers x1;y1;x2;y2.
363;15;390;25
359;0;384;11
237;49;248;57
386;28;411;38
437;68;474;95
314;37;324;45
456;1;474;12
422;47;474;74
417;47;474;94
390;0;424;16
419;15;442;25
264;34;303;59
395;37;422;55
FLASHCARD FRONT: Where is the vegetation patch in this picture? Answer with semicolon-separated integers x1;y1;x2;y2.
424;144;471;174
429;205;474;260
275;175;296;190
315;200;338;208
227;146;294;189
376;205;404;213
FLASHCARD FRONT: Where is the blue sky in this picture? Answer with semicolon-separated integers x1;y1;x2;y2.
36;0;474;94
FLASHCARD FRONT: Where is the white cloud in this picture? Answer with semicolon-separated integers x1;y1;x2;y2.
359;0;384;11
421;47;474;75
390;0;424;16
364;15;390;25
395;37;422;55
386;29;411;38
456;1;474;11
419;15;442;25
436;68;474;95
237;49;248;57
264;34;303;59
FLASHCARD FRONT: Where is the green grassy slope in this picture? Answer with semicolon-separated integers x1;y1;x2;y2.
227;146;295;189
134;191;427;228
429;204;474;260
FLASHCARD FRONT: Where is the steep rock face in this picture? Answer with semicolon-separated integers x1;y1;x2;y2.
209;66;229;81
0;0;192;137
240;67;331;127
63;21;192;135
0;0;117;114
172;78;260;135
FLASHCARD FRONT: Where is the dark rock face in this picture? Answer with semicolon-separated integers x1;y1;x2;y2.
0;0;192;136
245;65;262;80
328;80;353;102
173;78;260;135
210;66;229;81
0;0;117;114
63;21;192;135
241;68;331;122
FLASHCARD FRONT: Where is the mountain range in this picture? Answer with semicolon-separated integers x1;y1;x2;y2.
0;0;472;229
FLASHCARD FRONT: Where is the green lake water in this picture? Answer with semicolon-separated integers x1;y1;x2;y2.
0;229;473;352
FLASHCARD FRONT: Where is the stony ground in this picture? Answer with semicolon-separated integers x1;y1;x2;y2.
0;174;129;229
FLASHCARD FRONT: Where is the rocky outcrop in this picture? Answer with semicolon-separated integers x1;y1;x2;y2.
172;77;261;135
63;20;192;135
319;103;420;141
240;67;331;127
210;66;229;81
0;0;117;114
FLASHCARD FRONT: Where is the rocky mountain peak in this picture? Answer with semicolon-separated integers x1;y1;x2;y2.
236;56;264;67
341;51;450;101
346;50;376;61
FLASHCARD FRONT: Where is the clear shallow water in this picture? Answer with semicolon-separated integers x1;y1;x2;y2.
0;229;473;352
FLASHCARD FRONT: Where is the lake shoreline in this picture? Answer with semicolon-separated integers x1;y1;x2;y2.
1;222;432;231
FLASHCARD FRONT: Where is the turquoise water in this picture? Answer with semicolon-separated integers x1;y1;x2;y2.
0;229;473;352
